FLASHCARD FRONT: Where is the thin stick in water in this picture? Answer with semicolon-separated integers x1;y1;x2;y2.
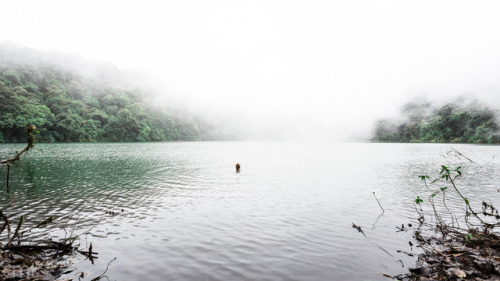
373;192;385;213
6;163;10;189
91;257;117;281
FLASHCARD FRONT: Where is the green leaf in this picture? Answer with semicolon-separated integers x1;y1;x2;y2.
465;234;471;241
441;165;450;174
418;175;429;180
464;198;470;205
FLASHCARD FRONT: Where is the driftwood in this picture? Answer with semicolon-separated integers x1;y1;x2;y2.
3;244;98;257
0;211;99;280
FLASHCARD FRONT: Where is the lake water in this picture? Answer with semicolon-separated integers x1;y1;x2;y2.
0;142;499;280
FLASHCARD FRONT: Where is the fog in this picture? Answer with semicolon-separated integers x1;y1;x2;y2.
2;0;500;141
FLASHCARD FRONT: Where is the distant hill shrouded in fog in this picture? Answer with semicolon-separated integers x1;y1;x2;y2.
372;99;500;143
0;43;220;143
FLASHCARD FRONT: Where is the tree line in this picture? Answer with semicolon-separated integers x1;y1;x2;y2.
0;44;208;143
372;100;500;143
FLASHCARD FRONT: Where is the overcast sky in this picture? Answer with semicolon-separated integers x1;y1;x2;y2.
2;0;500;140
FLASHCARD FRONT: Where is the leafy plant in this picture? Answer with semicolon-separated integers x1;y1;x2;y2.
415;161;499;233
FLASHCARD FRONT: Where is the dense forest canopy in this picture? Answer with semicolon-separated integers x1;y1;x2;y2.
0;43;216;143
372;99;500;143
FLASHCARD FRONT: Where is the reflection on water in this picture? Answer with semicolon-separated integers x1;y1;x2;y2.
0;142;499;280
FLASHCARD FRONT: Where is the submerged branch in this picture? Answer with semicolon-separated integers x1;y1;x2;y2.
0;125;38;165
0;145;31;164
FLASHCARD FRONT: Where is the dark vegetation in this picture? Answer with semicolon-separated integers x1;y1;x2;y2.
0;43;213;143
0;128;101;280
0;210;98;281
394;151;500;280
373;100;500;143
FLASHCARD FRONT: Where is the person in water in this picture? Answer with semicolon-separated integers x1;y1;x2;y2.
235;163;241;173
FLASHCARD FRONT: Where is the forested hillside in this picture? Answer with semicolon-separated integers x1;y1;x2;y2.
0;44;207;142
372;100;500;143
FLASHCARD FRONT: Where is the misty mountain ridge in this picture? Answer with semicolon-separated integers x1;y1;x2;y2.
372;98;500;143
0;43;224;142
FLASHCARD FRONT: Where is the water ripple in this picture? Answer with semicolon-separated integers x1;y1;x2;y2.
0;142;499;280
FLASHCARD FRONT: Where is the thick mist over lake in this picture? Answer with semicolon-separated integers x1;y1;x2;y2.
3;1;500;141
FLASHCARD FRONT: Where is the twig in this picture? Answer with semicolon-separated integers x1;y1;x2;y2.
373;192;385;213
428;193;445;228
3;244;73;252
11;215;24;243
68;216;79;238
75;225;96;238
352;223;366;237
372;192;385;213
420;177;445;228
441;189;455;228
413;202;425;222
352;223;393;257
34;216;54;228
91;257;116;281
444;167;484;224
449;148;473;163
61;213;76;239
6;163;10;188
77;249;99;256
16;215;56;239
0;210;11;238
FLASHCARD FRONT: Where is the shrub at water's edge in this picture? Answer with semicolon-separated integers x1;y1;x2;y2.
0;43;213;143
392;161;500;280
372;100;500;143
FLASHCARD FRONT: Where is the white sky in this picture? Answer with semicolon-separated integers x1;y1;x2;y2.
2;0;500;140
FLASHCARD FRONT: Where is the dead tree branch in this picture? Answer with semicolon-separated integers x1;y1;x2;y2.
0;125;38;165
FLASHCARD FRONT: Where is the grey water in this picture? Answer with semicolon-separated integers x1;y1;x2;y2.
0;142;499;280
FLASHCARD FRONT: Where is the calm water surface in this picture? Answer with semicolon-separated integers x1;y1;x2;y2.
0;142;499;280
